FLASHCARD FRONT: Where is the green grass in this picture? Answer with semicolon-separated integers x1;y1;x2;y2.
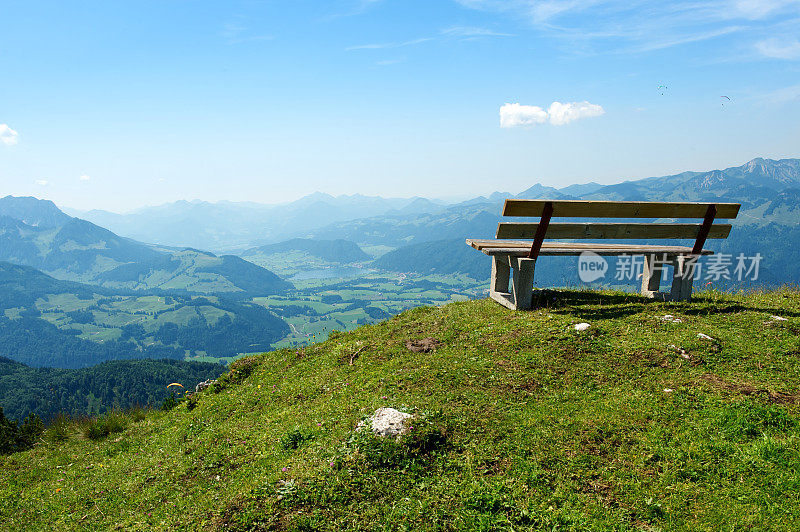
2;288;800;530
81;411;129;440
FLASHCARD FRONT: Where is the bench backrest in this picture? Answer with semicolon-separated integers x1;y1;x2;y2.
497;199;741;259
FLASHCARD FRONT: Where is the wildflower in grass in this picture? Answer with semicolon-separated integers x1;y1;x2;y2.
281;466;289;472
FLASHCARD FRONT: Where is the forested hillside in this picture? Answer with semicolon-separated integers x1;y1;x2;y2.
243;238;369;263
0;357;225;422
373;239;491;280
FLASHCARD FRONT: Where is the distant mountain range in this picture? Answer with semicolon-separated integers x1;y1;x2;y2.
64;158;800;254
67;194;449;252
7;157;799;289
0;196;291;297
313;157;800;284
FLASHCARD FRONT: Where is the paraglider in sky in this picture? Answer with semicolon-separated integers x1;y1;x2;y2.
721;95;731;106
167;383;184;389
657;85;668;95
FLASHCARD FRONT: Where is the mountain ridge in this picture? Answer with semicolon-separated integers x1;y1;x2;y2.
0;204;292;297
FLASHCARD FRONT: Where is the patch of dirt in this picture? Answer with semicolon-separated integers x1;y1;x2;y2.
515;378;541;393
405;337;442;353
477;456;513;476
699;373;800;404
336;343;368;366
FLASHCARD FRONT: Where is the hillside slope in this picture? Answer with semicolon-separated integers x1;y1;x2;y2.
2;289;800;530
372;238;491;279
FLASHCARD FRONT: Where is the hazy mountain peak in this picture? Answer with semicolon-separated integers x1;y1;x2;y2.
515;183;563;199
558;182;603;196
0;195;72;228
296;192;337;203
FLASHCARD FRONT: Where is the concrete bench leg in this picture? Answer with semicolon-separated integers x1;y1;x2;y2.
489;255;535;310
510;257;535;309
641;254;666;298
669;255;696;302
491;255;510;294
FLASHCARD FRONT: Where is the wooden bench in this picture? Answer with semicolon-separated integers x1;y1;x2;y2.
467;200;741;309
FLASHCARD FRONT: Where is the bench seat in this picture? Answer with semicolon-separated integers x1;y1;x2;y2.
466;239;714;257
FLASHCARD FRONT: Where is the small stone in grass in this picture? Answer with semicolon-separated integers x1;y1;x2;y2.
697;333;714;341
574;323;591;332
772;315;788;321
663;388;674;393
357;407;414;438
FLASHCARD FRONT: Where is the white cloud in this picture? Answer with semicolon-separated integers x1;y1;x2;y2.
734;0;800;19
500;103;548;127
35;179;49;187
547;100;605;125
500;101;604;127
220;23;273;45
755;37;800;59
0;124;19;146
79;174;91;181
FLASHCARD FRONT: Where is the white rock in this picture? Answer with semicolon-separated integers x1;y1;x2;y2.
195;379;217;393
668;344;691;359
663;388;674;393
660;315;683;323
358;407;414;438
574;323;591;332
697;333;714;341
772;316;788;321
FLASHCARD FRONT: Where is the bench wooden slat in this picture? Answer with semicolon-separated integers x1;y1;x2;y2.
496;222;732;240
502;199;741;219
465;239;714;256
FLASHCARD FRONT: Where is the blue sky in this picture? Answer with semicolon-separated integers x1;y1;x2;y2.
1;0;799;211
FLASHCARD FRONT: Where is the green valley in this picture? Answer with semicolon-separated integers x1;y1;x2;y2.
0;262;289;369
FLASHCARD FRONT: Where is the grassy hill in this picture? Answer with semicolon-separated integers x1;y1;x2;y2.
2;288;800;530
